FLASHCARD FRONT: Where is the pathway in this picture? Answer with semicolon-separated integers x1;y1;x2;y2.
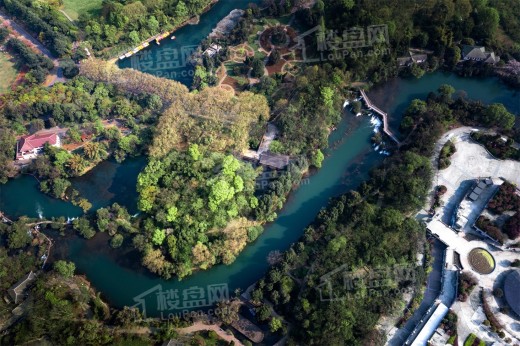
359;89;400;145
177;321;244;346
0;10;63;86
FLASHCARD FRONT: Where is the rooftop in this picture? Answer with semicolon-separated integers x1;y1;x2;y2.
18;132;58;152
8;271;36;304
504;270;520;316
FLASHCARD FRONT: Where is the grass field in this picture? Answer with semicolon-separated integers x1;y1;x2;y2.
0;52;19;94
61;0;103;21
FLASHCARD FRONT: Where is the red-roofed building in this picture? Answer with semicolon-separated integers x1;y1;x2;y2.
16;132;61;160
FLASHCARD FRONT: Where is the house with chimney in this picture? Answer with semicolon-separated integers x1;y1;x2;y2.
462;45;500;64
16;132;61;160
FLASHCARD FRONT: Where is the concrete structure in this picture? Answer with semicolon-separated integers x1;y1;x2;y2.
203;44;222;58
411;303;449;346
259;153;290;169
359;89;400;145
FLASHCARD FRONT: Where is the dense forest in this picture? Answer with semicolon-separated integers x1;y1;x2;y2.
247;83;516;344
0;75;161;190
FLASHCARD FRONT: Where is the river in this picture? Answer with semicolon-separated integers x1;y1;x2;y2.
47;71;519;317
1;0;519;318
117;0;262;87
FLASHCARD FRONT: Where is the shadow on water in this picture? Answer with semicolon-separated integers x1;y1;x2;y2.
51;113;385;315
72;156;147;214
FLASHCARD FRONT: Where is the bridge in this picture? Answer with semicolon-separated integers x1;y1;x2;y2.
359;89;400;145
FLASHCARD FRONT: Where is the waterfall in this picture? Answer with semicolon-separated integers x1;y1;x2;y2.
36;204;43;219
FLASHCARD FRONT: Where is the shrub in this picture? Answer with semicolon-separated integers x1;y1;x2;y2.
481;290;503;332
493;287;504;298
487;182;520;214
476;216;506;243
504;212;520;240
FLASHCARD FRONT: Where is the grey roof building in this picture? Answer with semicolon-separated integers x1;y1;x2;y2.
504;270;520;317
462;45;500;64
8;271;36;304
259;153;290;170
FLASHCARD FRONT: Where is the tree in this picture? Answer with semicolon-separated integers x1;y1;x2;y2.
67;128;82;143
78;198;92;213
110;234;124;248
483;104;515;130
129;31;140;45
473;7;499;40
0;27;9;44
251;58;265;78
60;59;79;78
152;229;166;245
67;154;87;175
215;299;240;325
174;1;188;20
444;46;461;69
255;304;271;322
73;217;96;239
83;142;104;161
269;317;283;333
54;260;75;278
268;49;281;65
8;222;32;249
311;149;325;168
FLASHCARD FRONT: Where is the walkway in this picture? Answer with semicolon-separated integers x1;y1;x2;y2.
359;89;400;145
177;322;244;346
0;10;64;86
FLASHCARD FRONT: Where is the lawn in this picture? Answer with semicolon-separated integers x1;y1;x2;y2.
464;333;485;346
0;52;19;94
61;0;103;21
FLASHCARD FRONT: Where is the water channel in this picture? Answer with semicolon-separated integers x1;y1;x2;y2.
0;0;519;317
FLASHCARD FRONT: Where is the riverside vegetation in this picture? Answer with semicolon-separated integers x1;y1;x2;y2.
0;0;520;344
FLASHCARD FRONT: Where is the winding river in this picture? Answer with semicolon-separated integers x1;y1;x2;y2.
0;0;519;317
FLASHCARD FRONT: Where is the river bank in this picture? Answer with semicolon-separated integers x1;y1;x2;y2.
2;69;518;318
106;0;222;62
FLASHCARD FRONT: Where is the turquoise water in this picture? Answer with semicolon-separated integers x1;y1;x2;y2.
2;0;520;316
118;0;261;87
369;71;520;133
0;175;82;219
0;157;146;219
1;71;517;316
61;112;382;316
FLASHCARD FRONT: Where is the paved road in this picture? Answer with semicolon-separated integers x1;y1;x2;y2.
0;10;64;86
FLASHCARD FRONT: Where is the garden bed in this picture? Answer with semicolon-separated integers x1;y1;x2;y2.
468;248;495;274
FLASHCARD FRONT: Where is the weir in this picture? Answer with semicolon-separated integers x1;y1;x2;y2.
359;89;400;145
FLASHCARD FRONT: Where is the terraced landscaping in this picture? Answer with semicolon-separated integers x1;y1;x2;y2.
468;248;495;274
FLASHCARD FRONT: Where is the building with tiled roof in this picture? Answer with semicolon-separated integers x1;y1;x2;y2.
16;132;61;160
